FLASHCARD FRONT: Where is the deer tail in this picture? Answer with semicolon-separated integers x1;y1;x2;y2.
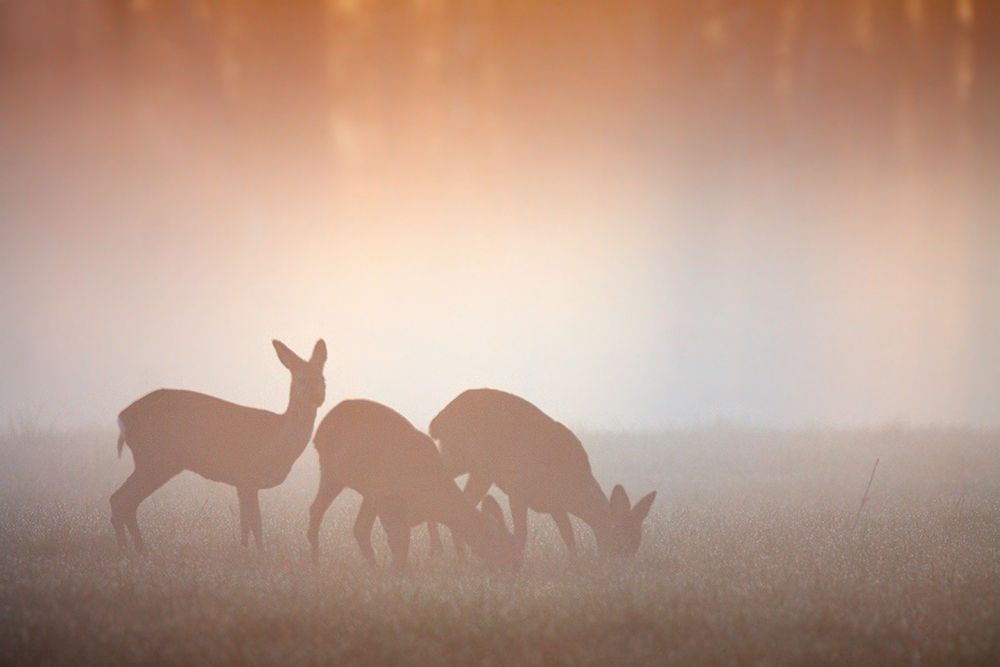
116;417;126;458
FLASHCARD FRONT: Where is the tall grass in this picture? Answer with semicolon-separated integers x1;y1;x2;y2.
2;425;999;665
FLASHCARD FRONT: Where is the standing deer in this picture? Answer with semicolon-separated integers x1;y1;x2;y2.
111;339;327;553
427;388;656;558
307;399;518;572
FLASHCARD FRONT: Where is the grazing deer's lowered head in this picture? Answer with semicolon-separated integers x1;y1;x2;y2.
478;494;521;571
605;484;657;557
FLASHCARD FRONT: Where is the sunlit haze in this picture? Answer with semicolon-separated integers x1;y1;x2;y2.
4;6;1000;663
1;1;998;430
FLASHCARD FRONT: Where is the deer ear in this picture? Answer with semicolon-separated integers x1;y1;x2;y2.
310;339;327;366
273;340;303;370
480;495;509;536
631;491;656;522
609;484;630;517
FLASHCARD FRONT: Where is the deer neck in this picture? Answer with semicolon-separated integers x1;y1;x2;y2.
573;476;614;545
276;388;319;457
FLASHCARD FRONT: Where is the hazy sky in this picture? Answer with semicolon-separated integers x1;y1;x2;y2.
1;1;997;431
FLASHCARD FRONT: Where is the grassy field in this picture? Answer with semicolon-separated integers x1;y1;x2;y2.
1;424;999;665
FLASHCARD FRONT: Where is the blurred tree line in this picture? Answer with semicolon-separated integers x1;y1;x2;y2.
0;0;996;173
1;0;998;423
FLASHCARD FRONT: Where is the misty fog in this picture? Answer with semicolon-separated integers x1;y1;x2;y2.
1;0;998;431
5;5;1000;666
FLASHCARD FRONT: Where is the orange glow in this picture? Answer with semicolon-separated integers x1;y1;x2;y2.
0;0;995;430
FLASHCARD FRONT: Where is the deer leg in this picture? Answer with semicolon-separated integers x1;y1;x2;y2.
384;520;412;573
352;497;378;568
237;487;263;550
237;488;251;547
453;472;492;561
110;485;130;550
509;495;529;556
552;510;577;555
307;471;344;563
110;465;178;554
427;521;443;556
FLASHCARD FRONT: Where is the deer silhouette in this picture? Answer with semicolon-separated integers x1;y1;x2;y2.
111;339;327;552
427;388;656;558
308;398;518;572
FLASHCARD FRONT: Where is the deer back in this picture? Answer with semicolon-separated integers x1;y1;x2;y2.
432;389;601;511
119;390;283;482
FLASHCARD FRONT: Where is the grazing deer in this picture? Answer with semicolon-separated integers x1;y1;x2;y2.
111;339;327;553
427;388;656;558
307;399;519;572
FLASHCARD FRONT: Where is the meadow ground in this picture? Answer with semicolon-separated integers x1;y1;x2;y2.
1;424;999;665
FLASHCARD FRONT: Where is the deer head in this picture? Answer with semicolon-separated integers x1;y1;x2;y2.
478;494;522;573
605;484;656;557
274;339;327;410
